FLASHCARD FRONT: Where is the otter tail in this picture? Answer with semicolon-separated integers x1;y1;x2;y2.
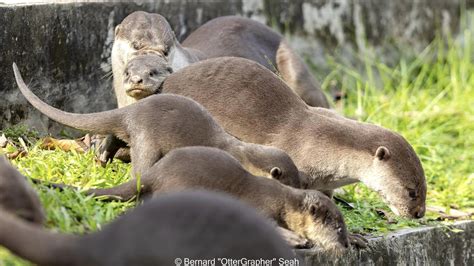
275;42;330;108
32;177;144;202
86;180;144;201
13;63;125;136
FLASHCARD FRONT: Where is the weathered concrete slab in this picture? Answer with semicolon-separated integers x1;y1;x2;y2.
0;1;243;134
0;1;462;133
299;220;473;265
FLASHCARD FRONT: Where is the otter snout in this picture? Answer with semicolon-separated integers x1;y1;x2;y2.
412;205;426;219
130;75;143;85
124;54;172;100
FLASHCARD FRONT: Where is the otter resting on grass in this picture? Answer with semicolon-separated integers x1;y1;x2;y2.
36;146;362;251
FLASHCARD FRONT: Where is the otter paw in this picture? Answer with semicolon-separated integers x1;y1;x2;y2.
277;227;312;249
348;233;368;248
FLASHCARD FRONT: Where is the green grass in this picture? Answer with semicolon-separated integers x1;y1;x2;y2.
0;144;135;265
1;30;473;266
320;33;474;233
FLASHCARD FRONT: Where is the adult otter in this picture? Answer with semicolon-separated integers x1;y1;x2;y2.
112;11;329;108
123;57;427;219
39;146;351;252
0;156;44;224
0;190;298;265
13;63;304;188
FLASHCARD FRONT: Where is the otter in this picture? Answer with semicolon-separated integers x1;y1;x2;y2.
0;190;298;265
0;156;44;224
13;63;304;189
37;146;351;252
112;11;329;108
121;57;427;219
112;11;200;108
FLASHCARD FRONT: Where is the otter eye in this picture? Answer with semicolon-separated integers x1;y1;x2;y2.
270;167;282;179
408;189;417;199
149;70;157;77
337;227;342;233
132;41;141;50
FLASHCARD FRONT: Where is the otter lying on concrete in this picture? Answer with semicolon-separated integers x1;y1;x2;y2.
0;156;44;224
121;56;427;219
38;146;352;251
13;63;304;188
112;11;329;108
0;189;298;265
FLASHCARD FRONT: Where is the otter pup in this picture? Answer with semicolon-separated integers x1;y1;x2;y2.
41;146;350;252
112;12;329;108
0;190;298;265
121;57;426;219
13;63;304;189
0;156;44;224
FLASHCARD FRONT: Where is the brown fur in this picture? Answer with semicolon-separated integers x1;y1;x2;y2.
0;189;296;265
13;63;304;188
156;57;427;219
112;12;328;108
56;146;349;252
183;16;330;107
0;156;44;224
112;11;199;108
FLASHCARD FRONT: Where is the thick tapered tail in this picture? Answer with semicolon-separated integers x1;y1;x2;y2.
12;63;125;136
86;180;143;201
33;177;142;202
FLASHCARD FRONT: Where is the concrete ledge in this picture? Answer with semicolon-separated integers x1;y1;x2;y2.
299;220;473;265
0;1;462;134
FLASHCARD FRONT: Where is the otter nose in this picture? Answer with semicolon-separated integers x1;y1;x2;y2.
130;75;143;84
413;206;425;218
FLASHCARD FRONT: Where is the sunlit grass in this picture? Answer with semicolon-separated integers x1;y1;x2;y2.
1;25;473;266
321;33;473;233
0;141;134;265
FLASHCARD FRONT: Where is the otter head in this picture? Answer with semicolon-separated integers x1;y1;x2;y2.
286;191;349;253
360;130;427;219
123;53;173;100
0;156;45;224
114;11;176;63
244;145;303;188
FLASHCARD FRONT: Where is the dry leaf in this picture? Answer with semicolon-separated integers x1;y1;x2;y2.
427;205;473;220
40;137;86;153
7;150;27;159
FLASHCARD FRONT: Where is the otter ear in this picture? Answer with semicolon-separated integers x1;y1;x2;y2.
115;24;121;36
375;146;390;160
270;167;282;179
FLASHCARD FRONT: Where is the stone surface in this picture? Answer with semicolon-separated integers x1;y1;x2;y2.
0;1;242;134
299;220;474;265
0;0;463;133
